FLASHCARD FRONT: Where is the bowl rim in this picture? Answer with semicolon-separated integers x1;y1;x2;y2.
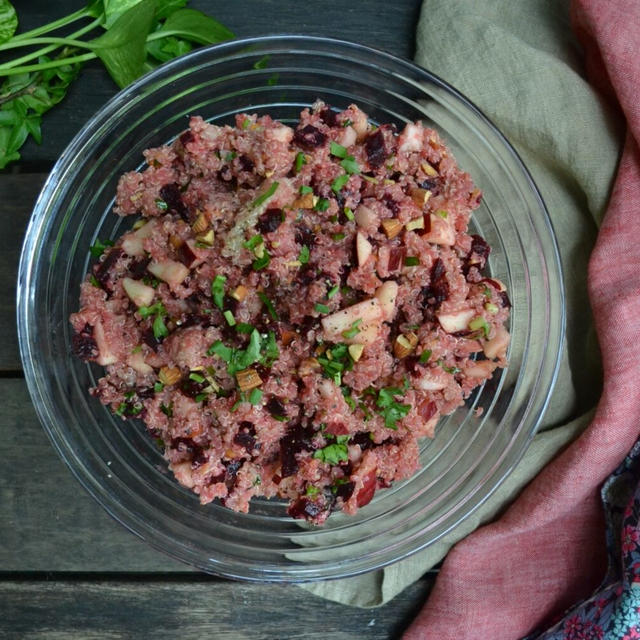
17;34;565;581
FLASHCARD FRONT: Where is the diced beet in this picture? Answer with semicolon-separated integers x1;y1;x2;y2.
234;421;257;452
364;129;386;168
417;399;437;422
170;437;207;468
387;246;406;272
293;124;326;149
72;324;98;361
279;424;314;478
294;225;316;248
356;470;377;508
417;213;431;236
93;248;124;292
179;377;207;399
431;257;446;282
296;264;319;287
177;241;198;268
421;257;449;310
223;459;243;489
351;432;375;451
137;386;155;399
334;481;355;501
266;397;287;420
463;234;491;276
238;154;255;172
288;497;326;520
256;208;283;234
179;130;194;146
128;256;150;279
499;291;511;309
159;183;190;221
382;194;400;216
142;327;162;350
318;107;338;127
404;355;421;374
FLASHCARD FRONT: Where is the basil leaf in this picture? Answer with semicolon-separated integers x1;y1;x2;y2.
89;0;156;89
103;0;143;28
154;8;234;45
146;35;192;63
0;0;17;45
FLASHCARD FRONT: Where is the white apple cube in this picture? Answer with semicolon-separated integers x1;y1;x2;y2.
148;259;189;288
321;298;383;345
122;277;155;308
436;308;475;333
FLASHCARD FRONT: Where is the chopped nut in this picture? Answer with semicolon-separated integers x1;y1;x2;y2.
421;162;438;177
191;212;209;234
405;217;425;232
393;332;419;359
298;357;321;376
236;368;262;392
264;170;274;178
231;285;248;302
285;260;302;268
292;192;315;209
169;234;184;250
381;218;403;239
281;330;297;346
159;366;181;386
348;343;365;362
195;229;215;246
409;188;432;207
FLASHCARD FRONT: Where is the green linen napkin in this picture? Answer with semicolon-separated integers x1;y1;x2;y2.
301;0;623;607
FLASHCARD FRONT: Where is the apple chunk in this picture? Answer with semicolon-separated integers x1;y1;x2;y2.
484;326;511;359
436;308;475;333
422;214;456;246
321;298;382;345
122;277;155;308
148;259;189;288
121;220;156;257
374;281;398;321
356;231;373;266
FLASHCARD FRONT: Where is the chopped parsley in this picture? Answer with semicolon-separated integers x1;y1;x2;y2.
258;291;279;321
298;245;310;264
224;151;237;162
138;302;166;319
435;209;448;219
154;381;165;393
344;207;355;221
341;319;362;340
243;234;263;250
241;118;251;129
342;118;353;127
154;199;168;211
438;359;461;374
375;379;411;430
314;302;330;314
248;388;263;405
89;275;101;288
327;284;340;299
317;343;353;386
211;275;227;310
235;322;255;334
468;316;490;338
152;315;169;340
251;181;279;208
329;141;348;158
160;402;173;417
194;393;209;403
207;329;279;376
314;198;330;212
331;174;350;193
404;256;420;267
252;251;271;271
305;485;321;497
313;436;349;465
89;238;114;258
299;185;313;195
419;349;432;364
332;232;346;242
295;152;307;173
340;156;360;175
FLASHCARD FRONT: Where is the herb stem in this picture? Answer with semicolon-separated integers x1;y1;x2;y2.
0;36;97;53
0;52;97;77
11;8;96;42
0;18;102;70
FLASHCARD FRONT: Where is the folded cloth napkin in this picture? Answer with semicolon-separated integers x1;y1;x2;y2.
301;0;625;608
403;0;640;638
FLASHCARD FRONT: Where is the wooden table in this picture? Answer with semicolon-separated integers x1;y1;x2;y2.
1;2;435;637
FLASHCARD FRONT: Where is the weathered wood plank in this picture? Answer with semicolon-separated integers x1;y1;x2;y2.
0;576;433;639
0;175;45;372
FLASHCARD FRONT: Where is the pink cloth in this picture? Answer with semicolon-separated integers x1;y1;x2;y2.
404;2;640;639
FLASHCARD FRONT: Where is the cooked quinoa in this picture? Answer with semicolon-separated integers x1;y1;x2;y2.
70;101;510;524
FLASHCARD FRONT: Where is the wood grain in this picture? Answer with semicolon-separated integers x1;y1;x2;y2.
0;576;433;640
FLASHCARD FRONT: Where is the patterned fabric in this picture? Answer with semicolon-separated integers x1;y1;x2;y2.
535;441;640;639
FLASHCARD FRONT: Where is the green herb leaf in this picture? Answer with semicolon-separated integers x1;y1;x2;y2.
341;318;362;340
344;207;355;221
207;340;233;361
189;372;205;383
251;181;279;208
375;381;411;429
340;155;360;175
298;245;310;264
261;330;280;366
305;485;320;497
329;141;348;158
248;388;262;405
313;442;349;465
89;0;157;89
243;234;263;250
314;302;329;314
89;274;101;288
235;322;255;334
138;302;166;318
154;381;164;392
152;313;169;340
299;185;313;195
314;198;330;212
331;174;349;193
294;151;306;173
327;284;339;299
332;232;345;242
89;238;114;258
258;291;279;321
223;309;236;326
419;349;432;364
155;198;168;211
404;256;420;266
0;0;18;45
252;252;270;271
211;274;226;309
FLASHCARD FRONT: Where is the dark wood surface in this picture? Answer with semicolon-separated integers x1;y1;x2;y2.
0;2;434;638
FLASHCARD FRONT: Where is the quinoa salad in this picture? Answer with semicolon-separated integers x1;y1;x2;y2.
70;101;511;524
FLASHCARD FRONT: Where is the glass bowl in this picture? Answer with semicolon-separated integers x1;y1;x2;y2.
17;36;564;582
